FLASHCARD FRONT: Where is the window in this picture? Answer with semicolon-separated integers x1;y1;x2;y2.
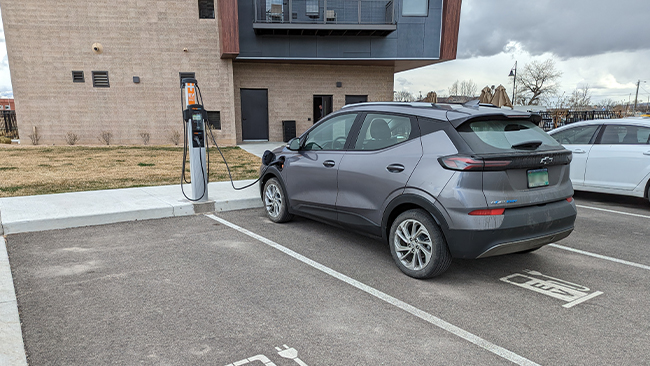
92;71;109;88
72;71;84;83
600;125;650;144
551;125;599;145
206;111;221;130
354;113;413;150
4;105;9;110
303;113;357;151
179;72;196;87
198;0;215;19
457;119;560;153
402;0;428;16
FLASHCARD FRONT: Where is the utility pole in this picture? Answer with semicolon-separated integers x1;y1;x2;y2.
633;80;640;114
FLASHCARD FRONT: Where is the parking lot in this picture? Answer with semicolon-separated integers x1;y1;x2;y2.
6;191;650;365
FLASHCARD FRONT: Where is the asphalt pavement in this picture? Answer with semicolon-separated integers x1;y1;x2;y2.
0;141;283;366
1;139;650;364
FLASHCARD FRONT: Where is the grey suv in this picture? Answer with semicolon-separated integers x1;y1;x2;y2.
260;102;577;278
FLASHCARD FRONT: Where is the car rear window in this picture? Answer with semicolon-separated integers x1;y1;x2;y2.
456;118;561;153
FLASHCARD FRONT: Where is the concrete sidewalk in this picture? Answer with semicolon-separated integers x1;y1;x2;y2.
0;180;262;235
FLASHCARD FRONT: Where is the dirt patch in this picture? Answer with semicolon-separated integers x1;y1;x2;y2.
0;145;260;197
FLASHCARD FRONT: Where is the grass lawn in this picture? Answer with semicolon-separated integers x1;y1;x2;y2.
0;145;261;198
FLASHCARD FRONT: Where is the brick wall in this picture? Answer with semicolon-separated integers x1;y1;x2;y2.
1;0;237;145
232;62;394;142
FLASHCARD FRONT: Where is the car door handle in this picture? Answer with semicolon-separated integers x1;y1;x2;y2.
572;149;586;154
323;160;336;168
386;163;405;173
644;151;650;156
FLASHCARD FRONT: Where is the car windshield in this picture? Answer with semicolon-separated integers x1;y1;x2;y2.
457;118;561;154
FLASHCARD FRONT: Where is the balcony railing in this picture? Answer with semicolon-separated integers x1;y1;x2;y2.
253;0;396;36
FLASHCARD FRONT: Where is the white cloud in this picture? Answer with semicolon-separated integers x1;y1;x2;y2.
396;0;650;105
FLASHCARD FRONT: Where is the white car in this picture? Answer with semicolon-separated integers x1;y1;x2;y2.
548;117;650;201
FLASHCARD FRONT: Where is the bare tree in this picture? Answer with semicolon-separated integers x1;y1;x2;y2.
460;80;478;97
516;59;563;105
568;85;592;110
598;98;618;111
394;90;415;102
448;81;460;96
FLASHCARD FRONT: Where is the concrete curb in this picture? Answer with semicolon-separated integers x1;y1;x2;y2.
0;237;28;366
0;181;262;235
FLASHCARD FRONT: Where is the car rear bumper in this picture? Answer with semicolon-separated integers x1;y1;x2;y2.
444;199;577;259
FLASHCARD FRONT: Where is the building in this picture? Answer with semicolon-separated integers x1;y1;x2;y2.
1;0;461;145
0;98;15;111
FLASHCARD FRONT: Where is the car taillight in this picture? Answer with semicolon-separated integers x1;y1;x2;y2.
438;155;511;171
468;208;505;215
566;197;573;203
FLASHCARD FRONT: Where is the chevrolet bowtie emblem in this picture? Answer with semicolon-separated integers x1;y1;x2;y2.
540;156;553;165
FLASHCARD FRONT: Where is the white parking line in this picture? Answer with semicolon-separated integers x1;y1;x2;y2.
206;214;540;366
549;244;650;271
576;204;650;219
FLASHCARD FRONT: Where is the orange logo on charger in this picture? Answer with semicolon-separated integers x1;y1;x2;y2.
187;83;196;105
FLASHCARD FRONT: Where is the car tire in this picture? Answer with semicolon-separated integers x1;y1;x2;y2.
263;178;293;223
389;209;452;279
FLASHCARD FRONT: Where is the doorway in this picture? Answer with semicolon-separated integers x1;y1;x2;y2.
313;95;333;124
241;89;269;140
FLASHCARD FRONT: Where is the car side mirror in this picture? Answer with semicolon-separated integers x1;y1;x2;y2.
288;137;301;151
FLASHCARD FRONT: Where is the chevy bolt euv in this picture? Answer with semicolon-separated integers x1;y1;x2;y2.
260;102;577;278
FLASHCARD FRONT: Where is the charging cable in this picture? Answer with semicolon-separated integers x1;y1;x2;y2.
181;81;281;198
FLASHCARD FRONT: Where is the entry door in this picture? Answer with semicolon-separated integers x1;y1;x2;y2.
241;89;269;140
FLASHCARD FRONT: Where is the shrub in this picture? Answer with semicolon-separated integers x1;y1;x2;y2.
139;132;150;145
98;131;112;145
65;132;79;145
169;130;181;146
28;132;41;145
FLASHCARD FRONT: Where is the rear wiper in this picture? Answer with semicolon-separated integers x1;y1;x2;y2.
511;140;543;150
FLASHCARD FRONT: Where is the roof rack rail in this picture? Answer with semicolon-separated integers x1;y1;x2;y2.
462;100;499;109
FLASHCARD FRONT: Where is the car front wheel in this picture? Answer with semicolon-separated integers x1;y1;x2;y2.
263;178;293;223
389;209;451;279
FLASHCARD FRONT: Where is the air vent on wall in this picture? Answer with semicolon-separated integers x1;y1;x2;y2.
72;71;85;83
92;71;110;88
179;72;196;87
206;111;221;130
198;0;215;19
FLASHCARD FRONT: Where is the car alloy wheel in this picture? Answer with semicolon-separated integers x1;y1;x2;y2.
389;209;451;279
394;218;433;271
263;178;293;223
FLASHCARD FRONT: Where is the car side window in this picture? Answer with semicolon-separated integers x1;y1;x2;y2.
353;113;413;150
599;125;650;144
302;113;357;151
551;125;599;145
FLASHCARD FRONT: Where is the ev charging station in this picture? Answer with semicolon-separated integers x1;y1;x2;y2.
181;78;208;202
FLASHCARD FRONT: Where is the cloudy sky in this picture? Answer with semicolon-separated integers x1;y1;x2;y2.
0;1;649;105
397;0;650;105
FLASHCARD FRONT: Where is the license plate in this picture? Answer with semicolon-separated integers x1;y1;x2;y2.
527;168;549;188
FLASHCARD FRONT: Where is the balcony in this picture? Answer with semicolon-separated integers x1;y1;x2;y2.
252;0;396;36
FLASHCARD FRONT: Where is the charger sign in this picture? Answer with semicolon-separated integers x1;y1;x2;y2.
185;83;197;106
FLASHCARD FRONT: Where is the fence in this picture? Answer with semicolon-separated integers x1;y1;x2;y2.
254;0;395;25
536;110;621;131
0;110;18;139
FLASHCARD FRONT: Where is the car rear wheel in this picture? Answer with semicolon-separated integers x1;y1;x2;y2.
389;209;452;279
263;178;293;223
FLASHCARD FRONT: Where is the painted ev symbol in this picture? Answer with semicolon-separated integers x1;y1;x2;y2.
501;269;603;308
225;345;309;366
